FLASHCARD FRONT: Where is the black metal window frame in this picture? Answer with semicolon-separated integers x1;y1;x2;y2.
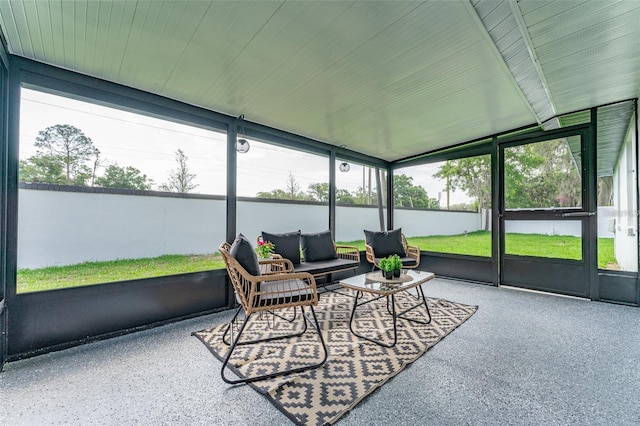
7;56;386;294
1;53;638;361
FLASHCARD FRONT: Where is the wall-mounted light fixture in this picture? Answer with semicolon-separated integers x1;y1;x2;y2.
236;114;250;154
337;144;350;172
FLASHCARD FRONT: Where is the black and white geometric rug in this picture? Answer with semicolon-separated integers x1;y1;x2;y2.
193;288;477;425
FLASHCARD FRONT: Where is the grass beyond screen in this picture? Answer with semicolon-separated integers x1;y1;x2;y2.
17;232;616;293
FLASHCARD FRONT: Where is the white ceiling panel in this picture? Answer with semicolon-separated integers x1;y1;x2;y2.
518;0;640;113
0;0;639;161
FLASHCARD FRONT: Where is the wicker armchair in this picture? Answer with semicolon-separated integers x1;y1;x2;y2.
218;241;328;384
365;231;420;271
332;244;361;267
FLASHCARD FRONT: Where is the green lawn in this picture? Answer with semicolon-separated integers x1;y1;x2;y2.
17;254;225;293
341;230;616;268
17;232;618;293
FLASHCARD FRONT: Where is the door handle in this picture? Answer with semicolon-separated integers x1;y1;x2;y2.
560;212;596;218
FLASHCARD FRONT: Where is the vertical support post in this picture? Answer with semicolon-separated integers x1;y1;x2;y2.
226;120;238;308
6;59;20;301
376;167;385;230
329;149;336;240
385;164;393;230
635;100;640;305
0;44;8;370
588;107;599;301
3;57;21;364
491;136;500;287
226;120;237;244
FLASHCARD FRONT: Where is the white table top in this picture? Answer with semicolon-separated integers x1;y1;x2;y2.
339;270;435;295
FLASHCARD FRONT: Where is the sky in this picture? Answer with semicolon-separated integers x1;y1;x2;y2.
19;88;471;205
20;88;227;193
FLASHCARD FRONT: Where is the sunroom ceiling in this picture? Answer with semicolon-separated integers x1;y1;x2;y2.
0;1;639;162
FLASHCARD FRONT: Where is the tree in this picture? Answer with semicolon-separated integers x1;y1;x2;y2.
449;202;476;212
256;189;291;199
304;182;360;203
435;155;492;229
19;155;67;184
434;140;583;229
90;151;103;187
159;149;198;193
393;174;438;208
502;145;546;208
262;180;357;203
256;172;307;200
597;176;613;206
530;139;581;207
353;185;379;205
95;164;153;190
336;189;356;204
285;171;305;199
32;124;100;185
307;182;329;202
20;124;99;186
503;140;581;208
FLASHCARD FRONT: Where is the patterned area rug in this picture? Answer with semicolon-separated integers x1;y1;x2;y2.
193;288;477;425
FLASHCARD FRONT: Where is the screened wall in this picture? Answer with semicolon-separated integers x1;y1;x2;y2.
0;55;637;363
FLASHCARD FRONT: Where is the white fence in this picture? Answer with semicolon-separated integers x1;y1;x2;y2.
18;189;227;269
395;208;481;237
482;208;615;238
16;187;620;269
17;188;481;268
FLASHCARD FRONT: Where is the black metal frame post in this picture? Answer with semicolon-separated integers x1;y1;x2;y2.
491;136;500;286
226;119;237;244
329;148;336;240
587;107;599;300
0;36;8;370
635;100;640;306
377;167;386;231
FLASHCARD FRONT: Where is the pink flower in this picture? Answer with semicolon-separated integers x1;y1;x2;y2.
256;240;275;258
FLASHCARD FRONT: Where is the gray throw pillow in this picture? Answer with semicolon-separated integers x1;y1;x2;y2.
262;230;302;265
363;228;406;258
301;230;337;262
229;233;261;276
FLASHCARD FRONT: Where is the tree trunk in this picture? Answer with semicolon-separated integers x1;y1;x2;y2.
484;208;490;231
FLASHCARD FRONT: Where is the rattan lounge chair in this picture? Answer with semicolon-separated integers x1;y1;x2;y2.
218;239;328;384
364;229;420;271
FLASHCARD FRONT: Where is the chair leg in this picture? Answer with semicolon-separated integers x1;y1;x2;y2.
221;311;254;384
221;306;244;346
223;307;307;347
266;307;297;327
318;273;354;298
305;305;328;365
221;306;328;385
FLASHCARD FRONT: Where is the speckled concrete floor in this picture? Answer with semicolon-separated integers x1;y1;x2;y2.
1;278;639;425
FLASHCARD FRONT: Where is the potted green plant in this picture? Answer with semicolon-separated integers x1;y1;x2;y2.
378;257;394;279
256;240;275;259
389;254;402;278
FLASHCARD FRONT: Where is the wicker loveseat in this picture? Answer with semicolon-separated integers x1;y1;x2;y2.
258;230;361;280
